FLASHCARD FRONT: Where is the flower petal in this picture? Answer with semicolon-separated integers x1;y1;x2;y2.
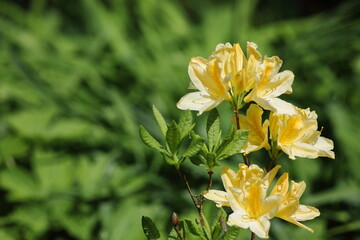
246;42;262;61
259;194;282;218
203;190;230;207
221;167;239;189
227;210;250;229
314;136;335;159
293;205;320;221
270;172;289;196
265;70;294;98
249;216;271;239
240;104;271;154
176;92;222;115
188;57;209;93
227;187;245;212
252;97;297;115
263;165;282;188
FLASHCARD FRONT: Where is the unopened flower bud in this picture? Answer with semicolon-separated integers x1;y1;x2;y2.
172;212;179;226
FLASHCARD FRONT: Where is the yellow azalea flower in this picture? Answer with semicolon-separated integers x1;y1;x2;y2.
177;42;262;114
210;42;261;95
239;104;271;154
244;55;297;115
204;164;282;238
269;107;335;159
177;55;232;115
270;173;320;232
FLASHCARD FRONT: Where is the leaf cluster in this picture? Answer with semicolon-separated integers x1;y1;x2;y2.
140;107;248;171
142;208;243;240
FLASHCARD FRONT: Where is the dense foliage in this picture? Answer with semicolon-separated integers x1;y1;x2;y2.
0;0;359;239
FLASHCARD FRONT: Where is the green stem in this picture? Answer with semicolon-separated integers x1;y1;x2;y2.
251;232;256;240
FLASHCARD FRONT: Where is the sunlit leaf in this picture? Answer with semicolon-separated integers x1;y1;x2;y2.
183;133;204;158
152;105;168;136
140;125;165;153
166;121;180;154
178;110;194;140
216;129;248;161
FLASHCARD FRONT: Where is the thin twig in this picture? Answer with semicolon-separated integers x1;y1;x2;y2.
176;169;197;208
176;168;206;225
251;232;256;240
206;171;213;191
234;109;241;130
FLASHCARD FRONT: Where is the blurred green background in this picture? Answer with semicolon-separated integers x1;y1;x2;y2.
0;0;360;239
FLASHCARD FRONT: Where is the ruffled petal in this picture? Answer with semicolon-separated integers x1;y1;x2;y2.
282;142;323;159
221;167;238;189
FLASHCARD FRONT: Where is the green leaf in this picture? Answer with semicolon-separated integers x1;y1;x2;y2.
207;109;221;152
142;216;161;240
7;107;56;138
152;105;168;136
0;168;39;201
162;153;177;166
168;221;185;240
0;136;28;158
189;155;207;166
211;208;227;240
168;228;178;240
178;110;194;140
184;219;205;238
205;152;217;169
223;226;241;240
216;129;248;161
201;215;212;240
211;207;227;231
166;121;181;154
139;125;165;153
183;133;204;158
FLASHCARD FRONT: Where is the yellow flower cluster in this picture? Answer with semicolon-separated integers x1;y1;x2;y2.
177;42;334;160
240;104;334;159
177;42;296;115
177;42;335;238
203;164;320;238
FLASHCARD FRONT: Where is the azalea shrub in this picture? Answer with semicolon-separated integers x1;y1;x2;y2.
140;42;334;239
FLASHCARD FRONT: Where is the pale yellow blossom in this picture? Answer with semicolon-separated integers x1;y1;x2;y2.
210;42;261;95
244;55;297;115
204;164;282;238
239;104;271;154
270;173;320;232
177;42;262;114
177;57;232;115
204;164;321;238
269;107;335;159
